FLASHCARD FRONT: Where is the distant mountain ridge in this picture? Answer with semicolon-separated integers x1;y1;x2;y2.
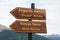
43;34;60;40
44;34;60;38
0;24;49;40
0;24;60;40
0;24;10;32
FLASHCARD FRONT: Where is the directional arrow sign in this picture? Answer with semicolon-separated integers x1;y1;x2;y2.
10;7;46;20
10;20;47;33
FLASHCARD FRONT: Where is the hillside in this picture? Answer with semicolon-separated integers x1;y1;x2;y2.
0;24;60;40
0;24;10;32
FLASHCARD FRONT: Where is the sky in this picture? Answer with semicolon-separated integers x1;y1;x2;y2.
0;0;60;35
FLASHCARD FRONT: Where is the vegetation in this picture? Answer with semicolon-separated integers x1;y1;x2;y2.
0;30;50;40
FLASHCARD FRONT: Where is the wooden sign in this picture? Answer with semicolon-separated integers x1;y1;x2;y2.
10;7;46;20
10;20;47;33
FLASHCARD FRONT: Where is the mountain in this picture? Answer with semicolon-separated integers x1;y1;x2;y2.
0;30;50;40
0;24;60;40
44;34;60;40
0;24;10;32
0;24;49;40
48;34;60;40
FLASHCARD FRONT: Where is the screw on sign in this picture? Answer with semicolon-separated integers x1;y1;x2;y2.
10;7;46;20
10;20;47;33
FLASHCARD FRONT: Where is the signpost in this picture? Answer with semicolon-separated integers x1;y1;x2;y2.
10;7;46;20
10;20;47;33
10;3;47;40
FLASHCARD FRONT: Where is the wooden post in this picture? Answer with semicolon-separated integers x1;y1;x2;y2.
28;19;32;40
28;3;35;40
